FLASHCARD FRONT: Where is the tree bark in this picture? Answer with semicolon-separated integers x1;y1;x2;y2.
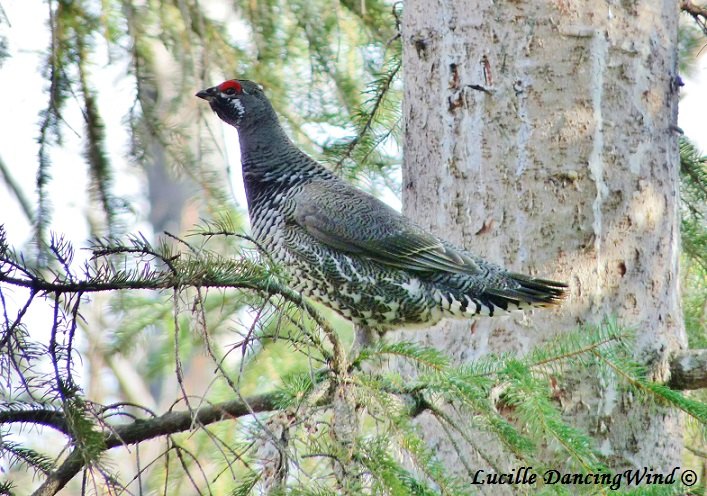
399;0;686;479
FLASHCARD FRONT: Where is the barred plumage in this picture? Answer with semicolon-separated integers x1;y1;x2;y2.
197;79;567;330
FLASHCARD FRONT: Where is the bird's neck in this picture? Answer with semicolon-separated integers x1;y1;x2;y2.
237;121;332;186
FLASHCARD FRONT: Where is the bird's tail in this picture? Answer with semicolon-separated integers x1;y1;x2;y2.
476;273;567;316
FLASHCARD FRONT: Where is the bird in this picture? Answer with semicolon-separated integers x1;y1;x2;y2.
196;79;566;332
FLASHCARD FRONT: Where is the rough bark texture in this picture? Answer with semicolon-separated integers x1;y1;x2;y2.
398;0;686;480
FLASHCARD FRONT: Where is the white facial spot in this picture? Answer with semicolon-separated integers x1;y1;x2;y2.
229;98;245;120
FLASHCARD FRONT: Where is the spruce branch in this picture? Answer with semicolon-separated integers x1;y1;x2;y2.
76;30;116;237
591;349;707;424
0;234;338;360
680;137;707;273
30;393;280;496
1;441;56;477
332;57;402;173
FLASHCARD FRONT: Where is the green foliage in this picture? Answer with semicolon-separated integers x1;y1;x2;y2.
679;137;707;348
36;0;116;253
321;48;403;192
680;138;707;267
0;35;8;68
678;21;707;77
230;470;261;496
358;340;450;370
502;360;602;472
0;441;55;475
358;437;442;495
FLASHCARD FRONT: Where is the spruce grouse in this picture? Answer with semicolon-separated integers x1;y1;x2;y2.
196;79;566;330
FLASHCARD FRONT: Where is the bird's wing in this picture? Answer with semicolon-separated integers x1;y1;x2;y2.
291;180;482;275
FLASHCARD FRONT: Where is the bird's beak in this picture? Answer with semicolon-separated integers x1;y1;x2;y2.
195;86;218;101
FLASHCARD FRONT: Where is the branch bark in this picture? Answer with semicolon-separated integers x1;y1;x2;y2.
681;0;707;35
0;408;69;435
681;0;707;19
30;393;280;496
669;349;707;390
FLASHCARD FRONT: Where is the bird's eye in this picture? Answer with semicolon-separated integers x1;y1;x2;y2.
223;88;236;95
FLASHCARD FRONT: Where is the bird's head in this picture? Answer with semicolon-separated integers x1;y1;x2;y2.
196;79;273;129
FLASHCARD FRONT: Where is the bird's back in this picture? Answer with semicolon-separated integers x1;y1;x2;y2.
250;171;564;329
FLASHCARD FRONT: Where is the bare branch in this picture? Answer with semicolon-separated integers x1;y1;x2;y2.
669;349;707;390
31;393;281;496
0;407;69;435
681;0;707;36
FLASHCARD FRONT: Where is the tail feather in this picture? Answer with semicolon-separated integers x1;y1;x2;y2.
480;273;567;316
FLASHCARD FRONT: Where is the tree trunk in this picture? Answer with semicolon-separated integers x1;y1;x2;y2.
399;0;686;478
